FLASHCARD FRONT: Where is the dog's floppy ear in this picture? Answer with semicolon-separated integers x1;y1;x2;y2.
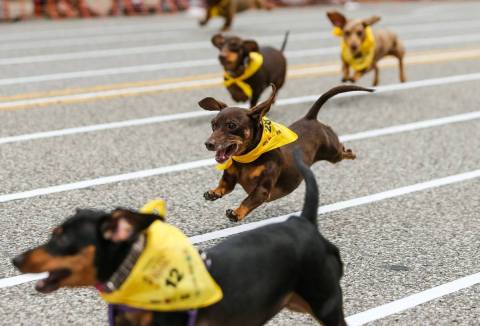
327;11;347;28
101;209;164;243
198;97;228;111
211;34;225;49
248;84;277;120
363;15;381;27
242;40;259;53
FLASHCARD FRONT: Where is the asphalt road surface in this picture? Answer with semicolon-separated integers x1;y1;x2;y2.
0;1;479;325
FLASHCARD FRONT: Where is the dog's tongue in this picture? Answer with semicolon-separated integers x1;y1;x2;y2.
215;148;230;163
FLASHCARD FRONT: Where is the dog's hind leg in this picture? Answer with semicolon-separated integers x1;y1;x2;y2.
390;39;406;83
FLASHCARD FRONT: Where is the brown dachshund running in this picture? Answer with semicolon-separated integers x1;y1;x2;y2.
200;84;372;221
327;11;406;86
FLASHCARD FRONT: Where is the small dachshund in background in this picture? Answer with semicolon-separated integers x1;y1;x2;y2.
327;11;406;86
200;84;372;221
212;32;289;107
13;150;347;326
200;0;273;31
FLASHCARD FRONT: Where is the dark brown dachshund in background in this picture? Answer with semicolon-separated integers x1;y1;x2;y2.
200;0;273;31
327;11;406;86
212;32;289;107
200;84;372;221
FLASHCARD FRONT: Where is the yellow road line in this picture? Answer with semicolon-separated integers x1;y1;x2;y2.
0;47;479;111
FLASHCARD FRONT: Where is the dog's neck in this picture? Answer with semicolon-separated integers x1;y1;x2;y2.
239;120;263;155
98;234;146;292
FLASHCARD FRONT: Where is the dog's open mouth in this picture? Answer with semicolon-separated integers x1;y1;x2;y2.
35;268;71;293
215;144;238;163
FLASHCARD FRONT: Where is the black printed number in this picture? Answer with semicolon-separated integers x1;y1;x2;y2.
165;268;184;288
264;120;272;133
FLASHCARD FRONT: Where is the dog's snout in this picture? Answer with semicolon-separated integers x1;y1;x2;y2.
350;44;358;52
12;254;25;269
205;140;216;151
218;54;227;64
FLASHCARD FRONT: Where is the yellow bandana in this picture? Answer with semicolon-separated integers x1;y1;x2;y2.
217;117;298;170
139;199;167;216
210;0;229;17
100;207;223;311
224;52;264;100
332;26;376;72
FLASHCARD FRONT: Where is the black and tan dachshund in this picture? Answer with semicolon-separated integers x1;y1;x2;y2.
13;150;346;326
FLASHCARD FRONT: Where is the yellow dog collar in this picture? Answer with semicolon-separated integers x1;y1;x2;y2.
224;52;264;100
333;26;376;72
100;211;223;311
217;117;298;170
210;0;229;17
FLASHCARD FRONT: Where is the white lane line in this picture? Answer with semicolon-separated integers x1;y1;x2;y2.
346;272;480;325
1;72;478;143
0;158;215;204
0;273;48;288
189;169;480;243
0;111;215;145
0;11;323;42
2;18;479;53
0;32;479;67
0;7;476;44
0;73;480;145
1;59;480;111
1;109;479;203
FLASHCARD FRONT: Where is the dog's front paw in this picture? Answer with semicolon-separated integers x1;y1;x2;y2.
226;209;240;222
341;77;349;83
204;190;221;201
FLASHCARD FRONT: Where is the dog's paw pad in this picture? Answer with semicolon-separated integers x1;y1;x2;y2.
226;209;239;222
204;191;220;201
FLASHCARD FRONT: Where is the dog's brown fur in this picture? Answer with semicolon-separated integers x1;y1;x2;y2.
212;33;288;107
327;11;406;86
200;84;372;221
200;0;272;31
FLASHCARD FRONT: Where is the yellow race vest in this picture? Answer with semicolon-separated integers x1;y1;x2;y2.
100;217;223;311
217;117;298;170
332;26;376;72
224;52;264;99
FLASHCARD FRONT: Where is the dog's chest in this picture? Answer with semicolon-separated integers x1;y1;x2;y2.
236;164;267;193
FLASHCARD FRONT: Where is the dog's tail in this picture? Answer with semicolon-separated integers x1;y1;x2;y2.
280;30;290;52
293;147;318;227
305;85;374;120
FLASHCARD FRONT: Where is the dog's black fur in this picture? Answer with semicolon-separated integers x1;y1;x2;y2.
13;150;346;326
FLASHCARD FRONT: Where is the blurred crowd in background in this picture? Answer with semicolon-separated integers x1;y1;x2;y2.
0;0;415;22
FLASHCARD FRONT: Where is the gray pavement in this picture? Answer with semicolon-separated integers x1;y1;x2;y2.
0;1;479;326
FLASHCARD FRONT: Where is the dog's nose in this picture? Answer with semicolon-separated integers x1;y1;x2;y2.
218;54;227;64
350;44;358;52
205;140;216;151
12;254;25;269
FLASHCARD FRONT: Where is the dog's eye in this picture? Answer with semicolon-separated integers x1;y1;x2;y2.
226;122;237;130
357;31;363;37
345;31;351;37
